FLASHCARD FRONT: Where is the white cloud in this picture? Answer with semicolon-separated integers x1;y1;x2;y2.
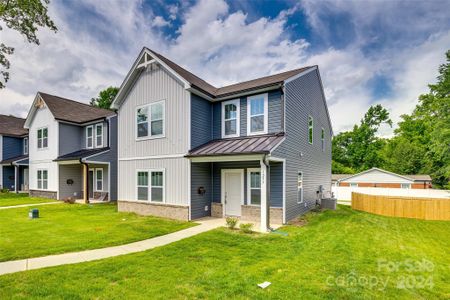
0;0;448;138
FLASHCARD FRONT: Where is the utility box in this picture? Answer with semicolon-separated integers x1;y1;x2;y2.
321;198;337;210
29;208;39;219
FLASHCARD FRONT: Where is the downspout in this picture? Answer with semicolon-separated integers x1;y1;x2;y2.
262;154;271;230
80;158;89;204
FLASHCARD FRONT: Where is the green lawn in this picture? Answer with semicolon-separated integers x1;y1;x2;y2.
0;203;195;262
1;206;448;299
0;193;57;207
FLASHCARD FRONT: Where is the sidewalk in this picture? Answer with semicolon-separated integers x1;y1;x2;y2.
0;201;60;210
0;217;225;276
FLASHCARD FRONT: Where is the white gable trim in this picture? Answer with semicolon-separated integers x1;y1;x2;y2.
24;93;54;129
338;167;415;183
111;48;191;110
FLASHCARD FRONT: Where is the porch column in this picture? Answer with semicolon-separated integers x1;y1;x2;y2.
83;163;89;204
260;159;269;232
14;165;18;193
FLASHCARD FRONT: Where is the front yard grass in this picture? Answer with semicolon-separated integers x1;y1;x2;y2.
0;202;195;262
0;205;448;299
0;193;57;207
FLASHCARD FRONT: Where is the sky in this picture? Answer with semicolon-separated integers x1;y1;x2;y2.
1;0;449;136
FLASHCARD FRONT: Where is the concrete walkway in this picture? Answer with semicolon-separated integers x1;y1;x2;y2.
0;217;225;276
0;201;60;210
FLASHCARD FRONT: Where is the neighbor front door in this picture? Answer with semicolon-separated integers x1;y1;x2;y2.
223;170;243;216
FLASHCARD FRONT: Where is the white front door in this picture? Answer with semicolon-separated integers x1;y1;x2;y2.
223;169;243;216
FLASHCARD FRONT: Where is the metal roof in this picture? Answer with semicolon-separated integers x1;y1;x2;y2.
186;133;285;157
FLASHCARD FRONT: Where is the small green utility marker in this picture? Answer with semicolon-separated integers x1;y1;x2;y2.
29;208;39;219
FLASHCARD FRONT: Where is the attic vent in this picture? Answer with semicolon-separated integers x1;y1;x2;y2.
35;97;45;108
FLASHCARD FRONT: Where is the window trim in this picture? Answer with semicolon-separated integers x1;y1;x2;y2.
401;183;411;189
135;100;166;141
37;169;48;190
135;169;166;203
247;168;261;206
95;123;103;148
23;137;28;155
86;125;94;149
247;93;268;136
297;171;303;204
37;127;48;150
308;116;313;145
95;168;104;192
221;99;240;138
321;127;325;152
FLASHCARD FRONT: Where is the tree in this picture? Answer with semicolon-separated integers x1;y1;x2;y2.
0;0;57;88
332;104;392;173
90;86;119;110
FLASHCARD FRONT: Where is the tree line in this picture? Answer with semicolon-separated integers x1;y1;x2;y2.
332;50;450;189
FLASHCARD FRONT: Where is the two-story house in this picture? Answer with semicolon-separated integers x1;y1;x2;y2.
0;115;29;192
112;48;332;231
24;92;118;202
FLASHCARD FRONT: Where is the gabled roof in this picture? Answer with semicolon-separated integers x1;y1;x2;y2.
112;47;315;108
336;168;430;183
0;115;28;137
332;174;352;181
25;92;116;128
186;133;285;157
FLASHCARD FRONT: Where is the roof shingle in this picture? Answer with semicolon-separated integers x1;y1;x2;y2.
39;93;116;124
54;147;110;161
0;115;27;137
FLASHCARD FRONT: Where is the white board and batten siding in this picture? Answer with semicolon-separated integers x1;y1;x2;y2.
28;105;59;192
117;65;191;206
342;169;413;184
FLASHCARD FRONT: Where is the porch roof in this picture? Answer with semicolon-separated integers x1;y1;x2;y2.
0;155;28;165
186;133;285;158
54;147;109;162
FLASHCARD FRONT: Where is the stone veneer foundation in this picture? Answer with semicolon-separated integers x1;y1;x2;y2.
211;202;284;224
30;190;57;199
118;200;189;221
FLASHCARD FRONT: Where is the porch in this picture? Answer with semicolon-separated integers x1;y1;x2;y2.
0;156;29;192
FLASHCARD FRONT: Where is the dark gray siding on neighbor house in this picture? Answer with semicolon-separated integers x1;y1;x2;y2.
191;94;213;149
2;136;23;159
85;116;118;201
210;161;283;207
59;123;82;156
212;89;283;139
273;69;332;221
190;162;212;219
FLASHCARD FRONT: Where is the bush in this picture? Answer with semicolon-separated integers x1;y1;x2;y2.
1;188;9;193
225;217;238;229
239;223;254;234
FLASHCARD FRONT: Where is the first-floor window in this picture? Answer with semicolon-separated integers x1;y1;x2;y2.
297;171;303;203
137;170;164;202
96;169;103;191
37;170;48;190
248;169;261;205
401;183;411;189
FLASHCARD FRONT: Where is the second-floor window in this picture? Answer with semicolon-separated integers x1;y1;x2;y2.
37;127;48;149
136;101;165;139
247;93;268;135
222;99;240;138
308;116;313;144
95;124;103;147
86;126;94;148
23;137;28;155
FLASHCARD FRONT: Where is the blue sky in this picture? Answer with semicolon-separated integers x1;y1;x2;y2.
1;0;449;135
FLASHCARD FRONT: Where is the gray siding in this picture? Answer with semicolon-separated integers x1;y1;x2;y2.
59;123;82;156
2;136;23;160
212;90;283;139
190;162;212;219
191;94;212;149
211;161;282;207
273;69;332;221
86;116;118;201
59;164;82;199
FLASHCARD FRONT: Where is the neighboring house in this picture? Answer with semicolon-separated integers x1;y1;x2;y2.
111;47;332;231
0;115;29;192
24;92;118;201
333;168;432;189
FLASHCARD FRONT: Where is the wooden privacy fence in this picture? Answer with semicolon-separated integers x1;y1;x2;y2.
351;192;450;221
